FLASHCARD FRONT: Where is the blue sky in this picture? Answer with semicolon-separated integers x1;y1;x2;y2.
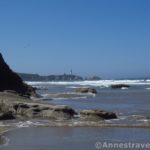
0;0;150;79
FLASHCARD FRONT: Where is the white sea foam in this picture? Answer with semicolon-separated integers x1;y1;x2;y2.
66;86;80;89
119;116;128;120
138;119;148;122
121;87;128;90
16;121;45;128
26;79;150;88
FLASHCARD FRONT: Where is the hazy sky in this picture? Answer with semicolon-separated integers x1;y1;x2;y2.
0;0;150;79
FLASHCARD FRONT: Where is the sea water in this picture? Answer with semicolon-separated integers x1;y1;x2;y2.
1;79;150;149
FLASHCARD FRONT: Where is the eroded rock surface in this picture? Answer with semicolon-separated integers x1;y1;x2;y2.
80;109;117;121
75;88;97;94
0;93;77;120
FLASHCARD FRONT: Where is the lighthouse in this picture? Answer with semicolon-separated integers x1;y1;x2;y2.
70;69;72;76
70;69;73;81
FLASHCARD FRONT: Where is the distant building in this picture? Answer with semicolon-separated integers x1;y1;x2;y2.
70;69;72;76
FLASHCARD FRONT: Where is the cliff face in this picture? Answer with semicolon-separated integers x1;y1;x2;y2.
0;53;35;96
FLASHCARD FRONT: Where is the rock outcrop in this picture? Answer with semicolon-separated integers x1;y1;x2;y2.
0;53;36;97
111;84;130;89
0;92;77;120
75;88;97;94
80;109;117;120
0;92;118;121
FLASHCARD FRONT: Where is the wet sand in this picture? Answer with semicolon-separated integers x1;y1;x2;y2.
0;127;11;135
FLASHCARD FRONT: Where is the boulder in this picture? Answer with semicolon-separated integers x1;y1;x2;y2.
75;88;97;94
80;109;117;120
40;105;77;120
0;53;36;97
111;84;130;89
0;111;15;120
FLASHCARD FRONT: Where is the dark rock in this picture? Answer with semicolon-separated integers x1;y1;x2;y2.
32;105;39;108
53;105;77;116
111;84;130;89
33;108;41;113
80;109;117;120
75;88;97;94
0;53;36;97
0;111;15;120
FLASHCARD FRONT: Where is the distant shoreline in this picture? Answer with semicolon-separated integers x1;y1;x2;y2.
18;73;101;82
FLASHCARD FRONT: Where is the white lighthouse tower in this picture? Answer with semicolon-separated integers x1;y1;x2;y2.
70;69;72;76
70;69;73;81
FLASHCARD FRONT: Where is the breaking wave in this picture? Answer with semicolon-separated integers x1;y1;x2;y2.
26;79;150;88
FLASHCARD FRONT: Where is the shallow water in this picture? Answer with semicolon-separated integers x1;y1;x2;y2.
1;127;150;150
33;82;150;126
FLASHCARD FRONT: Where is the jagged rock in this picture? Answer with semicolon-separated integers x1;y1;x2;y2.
111;84;130;89
75;88;97;94
0;111;15;120
0;53;36;96
80;109;117;120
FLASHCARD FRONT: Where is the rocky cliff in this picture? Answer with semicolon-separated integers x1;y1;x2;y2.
0;53;36;96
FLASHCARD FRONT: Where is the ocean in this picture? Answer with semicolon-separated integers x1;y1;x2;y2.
1;79;150;150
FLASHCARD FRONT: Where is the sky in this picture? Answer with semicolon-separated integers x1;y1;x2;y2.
0;0;150;79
